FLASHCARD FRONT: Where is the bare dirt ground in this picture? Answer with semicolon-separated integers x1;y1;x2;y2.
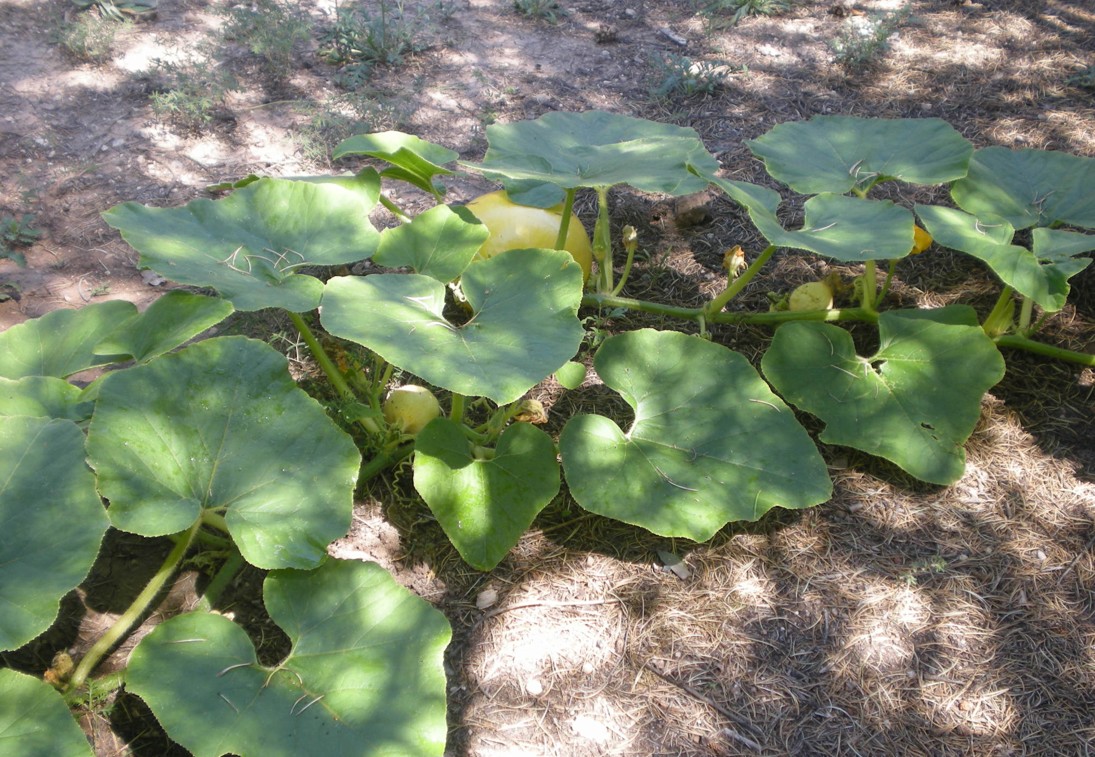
1;0;1093;755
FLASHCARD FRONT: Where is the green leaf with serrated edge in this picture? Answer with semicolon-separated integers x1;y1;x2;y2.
414;419;559;571
86;337;359;570
559;330;831;541
0;669;94;756
0;376;91;422
705;175;915;261
464;111;719;206
334;131;458;195
555;360;587;390
950;146;1095;230
102;177;381;312
374;204;488;282
93;291;234;363
0;417;108;650
126;559;451;757
321;249;585;405
0;300;136;379
916;205;1092;312
747;116;973;194
762;307;1005;485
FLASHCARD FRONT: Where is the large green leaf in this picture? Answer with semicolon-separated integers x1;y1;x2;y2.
706;175;915;260
93;291;234;363
321;249;585;405
414;419;559;570
102;177;381;312
0;669;94;756
373;204;488;283
86;336;360;570
916;205;1093;311
950;146;1095;230
466;111;719;205
333;131;458;195
0;300;136;379
747;116;973;194
0;376;92;422
559;330;831;541
126;559;451;757
761;307;1005;485
0;417;108;650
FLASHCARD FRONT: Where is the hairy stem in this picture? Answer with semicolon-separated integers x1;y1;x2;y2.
554;188;577;251
994;335;1095;366
593;187;612;293
860;259;878;313
1017;295;1036;334
288;312;381;434
195;548;245;613
288;312;353;401
378;193;412;223
450;393;466;425
65;522;202;693
705;245;777;316
584;292;878;326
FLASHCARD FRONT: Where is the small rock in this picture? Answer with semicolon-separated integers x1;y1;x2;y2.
659;27;687;47
141;269;167;286
475;588;498;610
624;7;636;18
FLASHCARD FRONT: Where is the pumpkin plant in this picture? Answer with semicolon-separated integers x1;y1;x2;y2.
1;110;1092;755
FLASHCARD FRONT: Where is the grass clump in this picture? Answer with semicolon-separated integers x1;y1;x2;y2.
830;3;911;68
221;0;313;80
320;0;435;87
696;0;792;28
56;8;129;63
0;212;41;267
650;54;744;99
513;0;565;23
147;55;239;131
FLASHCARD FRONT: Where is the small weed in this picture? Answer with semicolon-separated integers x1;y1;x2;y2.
320;0;428;84
221;0;312;80
0;213;41;267
650;54;743;99
295;92;408;165
899;555;947;586
696;0;792;28
147;56;239;131
1066;65;1095;91
513;0;565;23
56;9;129;63
830;4;910;68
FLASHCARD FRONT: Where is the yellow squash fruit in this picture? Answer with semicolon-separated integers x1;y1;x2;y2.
911;224;933;255
465;190;593;280
788;281;834;312
383;385;441;435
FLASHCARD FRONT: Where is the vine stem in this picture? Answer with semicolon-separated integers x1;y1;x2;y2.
994;335;1095;366
705;244;777;316
593;187;612;293
378;193;412;223
450;393;466;425
553;188;577;251
195;548;245;613
1017;295;1036;334
65;521;202;694
860;259;878;313
288;312;354;401
584;292;878;326
288;311;382;435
